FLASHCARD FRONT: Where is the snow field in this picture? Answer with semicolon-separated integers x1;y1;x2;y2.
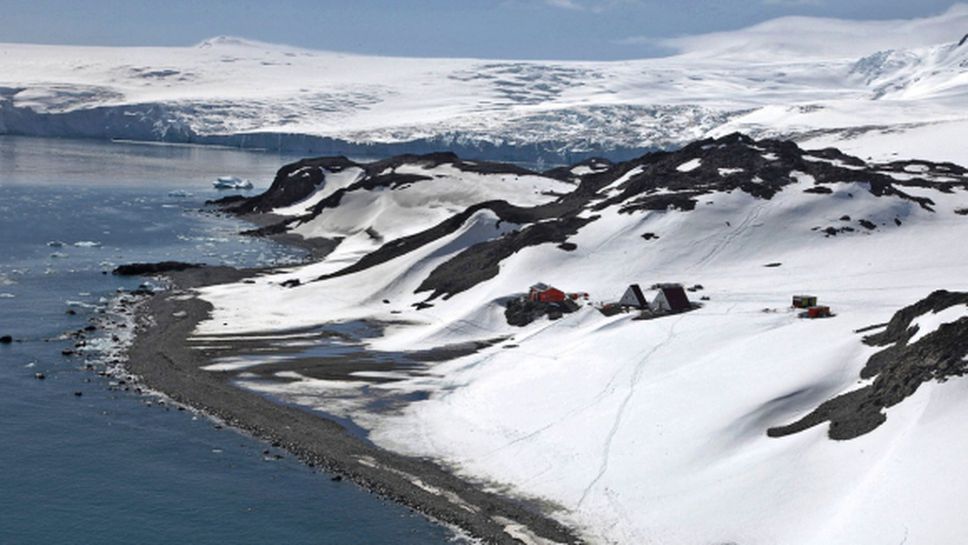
189;161;968;543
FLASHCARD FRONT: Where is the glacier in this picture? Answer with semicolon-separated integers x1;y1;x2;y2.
2;6;968;164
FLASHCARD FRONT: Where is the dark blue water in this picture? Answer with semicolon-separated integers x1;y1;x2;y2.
0;137;457;545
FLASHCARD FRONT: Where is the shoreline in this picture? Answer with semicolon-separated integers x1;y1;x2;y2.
125;265;582;545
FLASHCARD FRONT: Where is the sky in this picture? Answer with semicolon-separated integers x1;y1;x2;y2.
0;0;963;60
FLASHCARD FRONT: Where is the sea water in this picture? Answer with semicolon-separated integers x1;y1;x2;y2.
0;136;457;545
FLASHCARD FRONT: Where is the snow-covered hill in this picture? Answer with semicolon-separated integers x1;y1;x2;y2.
2;6;968;164
188;135;968;544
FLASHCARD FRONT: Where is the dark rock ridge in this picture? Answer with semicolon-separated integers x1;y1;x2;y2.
218;133;968;302
768;290;968;440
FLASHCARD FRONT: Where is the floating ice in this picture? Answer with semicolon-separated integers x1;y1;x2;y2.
212;176;254;190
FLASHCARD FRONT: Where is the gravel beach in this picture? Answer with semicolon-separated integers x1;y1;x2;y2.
125;266;581;545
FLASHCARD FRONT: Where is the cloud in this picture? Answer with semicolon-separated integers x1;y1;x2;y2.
616;3;968;58
545;0;585;10
540;0;640;13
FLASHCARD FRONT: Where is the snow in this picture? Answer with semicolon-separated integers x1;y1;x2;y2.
185;151;968;544
272;167;364;216
2;7;968;163
599;166;644;195
283;165;569;267
675;158;702;172
908;304;968;344
5;7;965;544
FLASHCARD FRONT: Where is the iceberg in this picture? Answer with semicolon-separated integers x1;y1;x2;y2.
213;176;254;190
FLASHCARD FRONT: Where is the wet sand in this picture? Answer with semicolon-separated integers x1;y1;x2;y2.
126;266;580;545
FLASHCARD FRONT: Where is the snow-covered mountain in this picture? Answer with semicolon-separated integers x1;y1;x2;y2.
2;6;968;164
190;135;968;544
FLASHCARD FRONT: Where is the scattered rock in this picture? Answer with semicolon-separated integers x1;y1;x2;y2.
955;208;968;216
365;227;383;241
858;219;876;230
74;391;83;397
280;278;301;288
764;262;782;268
0;335;12;344
823;226;854;237
557;242;578;251
65;309;77;316
640;232;659;240
34;372;45;380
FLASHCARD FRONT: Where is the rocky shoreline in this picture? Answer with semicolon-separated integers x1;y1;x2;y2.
124;265;582;545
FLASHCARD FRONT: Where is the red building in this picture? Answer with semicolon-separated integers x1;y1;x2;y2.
806;306;831;318
529;283;566;303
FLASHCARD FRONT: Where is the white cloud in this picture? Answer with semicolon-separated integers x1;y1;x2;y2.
616;3;968;58
545;0;585;10
540;0;641;13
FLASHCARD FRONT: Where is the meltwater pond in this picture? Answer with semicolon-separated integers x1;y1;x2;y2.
0;137;458;545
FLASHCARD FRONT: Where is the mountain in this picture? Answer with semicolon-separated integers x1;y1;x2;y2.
194;134;968;544
2;6;968;164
